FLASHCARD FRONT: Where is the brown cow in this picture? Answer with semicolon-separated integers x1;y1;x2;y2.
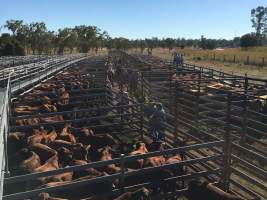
27;128;47;145
41;115;64;123
16;117;41;126
58;124;76;143
125;142;148;169
59;91;70;105
27;127;57;145
114;187;150;200
32;154;72;186
10;148;41;174
40;104;58;113
44;128;58;143
33;154;59;173
98;146;120;174
57;147;73;167
79;128;117;149
48;140;90;161
34;192;68;200
71;160;105;179
186;180;246;200
30;143;57;163
7;132;26;155
14;105;40;115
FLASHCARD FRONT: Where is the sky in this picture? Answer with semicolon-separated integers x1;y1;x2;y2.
0;0;266;40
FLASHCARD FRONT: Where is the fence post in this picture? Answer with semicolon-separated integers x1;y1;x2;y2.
195;72;201;135
221;92;232;191
120;154;125;192
262;57;265;66
240;75;248;145
233;55;236;63
140;72;144;140
246;56;249;65
174;81;179;137
5;77;12;177
213;53;216;60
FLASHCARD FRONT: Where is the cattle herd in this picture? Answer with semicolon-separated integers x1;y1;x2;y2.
3;55;259;200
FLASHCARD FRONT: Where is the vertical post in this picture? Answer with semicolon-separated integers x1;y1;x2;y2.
233;55;236;63
195;72;201;135
240;75;248;145
262;57;265;66
168;72;173;111
213;53;215;60
222;92;232;191
120;154;125;192
140;72;144;140
174;81;178;137
246;56;249;65
5;74;12;177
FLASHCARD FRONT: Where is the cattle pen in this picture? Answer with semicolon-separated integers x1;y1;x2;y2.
0;52;266;200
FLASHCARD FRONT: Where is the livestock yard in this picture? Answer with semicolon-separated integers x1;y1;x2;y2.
0;51;266;200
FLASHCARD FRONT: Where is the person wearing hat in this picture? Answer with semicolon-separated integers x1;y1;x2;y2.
116;91;130;121
148;102;166;141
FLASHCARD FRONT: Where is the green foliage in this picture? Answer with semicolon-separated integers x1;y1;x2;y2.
199;35;216;50
0;33;25;56
1;5;266;56
240;33;258;48
251;6;267;36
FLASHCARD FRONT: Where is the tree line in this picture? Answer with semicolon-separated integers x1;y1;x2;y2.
0;5;266;56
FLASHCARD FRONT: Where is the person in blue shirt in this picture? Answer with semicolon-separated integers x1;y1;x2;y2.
180;54;184;66
148;103;166;141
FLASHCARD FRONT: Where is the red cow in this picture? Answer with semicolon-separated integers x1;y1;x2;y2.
114;187;150;200
125;142;148;169
186;180;246;200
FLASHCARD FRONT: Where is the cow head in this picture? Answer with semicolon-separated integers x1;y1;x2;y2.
135;142;148;153
133;187;150;200
72;143;91;161
61;123;72;134
81;128;94;137
98;146;115;160
57;147;73;166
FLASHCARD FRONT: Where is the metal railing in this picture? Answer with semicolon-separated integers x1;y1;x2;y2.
0;54;93;198
111;51;267;199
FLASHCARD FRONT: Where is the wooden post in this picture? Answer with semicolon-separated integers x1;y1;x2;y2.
240;75;248;145
213;53;216;60
5;77;12;176
120;154;125;191
223;55;226;62
174;81;179;138
222;92;232;191
246;56;249;65
195;72;201;134
140;72;144;140
262;57;265;66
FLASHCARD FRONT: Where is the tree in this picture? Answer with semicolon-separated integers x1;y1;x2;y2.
1;43;14;55
164;38;175;51
57;28;77;54
251;6;267;36
199;35;216;50
28;22;48;54
240;33;258;49
74;25;99;53
5;20;23;36
14;42;25;55
145;37;158;55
